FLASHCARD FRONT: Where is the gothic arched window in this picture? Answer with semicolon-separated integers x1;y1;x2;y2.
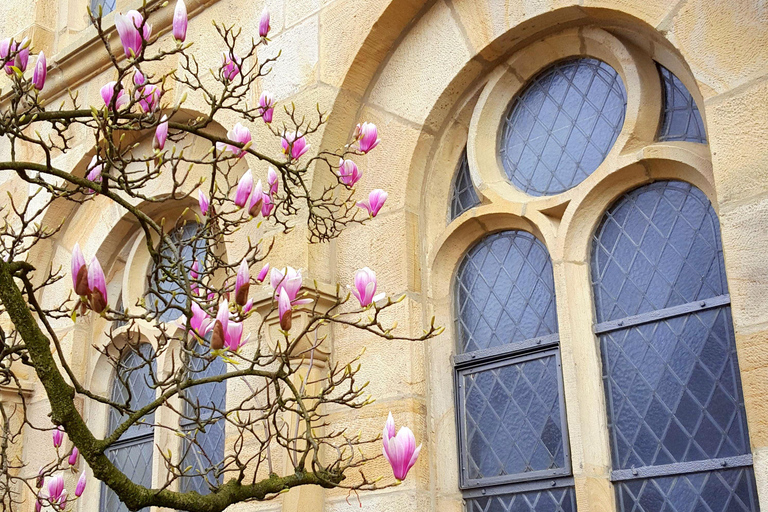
454;231;576;511
591;181;758;511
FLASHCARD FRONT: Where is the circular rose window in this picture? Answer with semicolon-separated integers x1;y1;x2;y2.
499;58;627;196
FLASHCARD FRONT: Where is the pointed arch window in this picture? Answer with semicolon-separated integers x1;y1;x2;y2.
178;341;227;494
101;344;157;512
591;181;758;511
453;231;576;511
657;64;707;143
449;149;480;221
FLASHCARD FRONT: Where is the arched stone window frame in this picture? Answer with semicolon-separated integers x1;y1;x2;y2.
425;23;755;512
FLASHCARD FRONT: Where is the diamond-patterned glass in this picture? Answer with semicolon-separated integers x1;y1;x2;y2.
450;149;480;221
657;64;707;144
461;353;566;481
455;231;558;353
591;181;727;323
601;309;750;469
149;222;206;322
500;58;627;196
102;439;154;512
617;467;759;512
102;345;156;512
179;343;227;494
468;487;577;512
90;0;117;16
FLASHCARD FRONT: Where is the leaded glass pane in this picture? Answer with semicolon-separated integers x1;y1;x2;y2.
500;58;627;196
102;345;156;512
467;487;577;512
657;64;707;144
456;231;558;353
617;467;758;512
90;0;117;16
600;309;750;469
149;222;205;322
102;439;153;512
460;352;566;482
591;181;727;323
179;343;227;494
450;149;480;221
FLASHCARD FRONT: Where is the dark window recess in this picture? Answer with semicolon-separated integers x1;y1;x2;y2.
500;58;627;196
450;149;480;221
591;181;759;511
657;64;707;144
179;341;227;495
101;345;156;512
148;222;206;323
454;230;575;505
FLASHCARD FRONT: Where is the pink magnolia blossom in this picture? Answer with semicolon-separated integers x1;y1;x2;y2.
0;39;11;74
233;169;253;208
248;180;264;217
36;468;44;489
68;447;79;466
173;0;188;42
210;300;230;350
47;474;64;503
259;91;274;123
216;123;251;158
235;259;250;306
101;81;129;111
261;193;274;217
154;115;168;150
88;256;108;313
357;189;387;217
256;263;270;283
133;70;146;87
52;426;64;449
267;167;279;195
183;302;213;338
259;9;271;39
352;267;384;307
198;190;209;217
270;266;302;302
59;490;68;509
356;122;380;153
115;10;152;58
338;159;362;187
224;320;249;351
190;260;200;295
35;497;42;512
382;412;421;481
278;289;292;331
220;52;242;81
85;155;103;194
75;472;87;497
71;245;89;297
32;51;46;90
0;38;27;74
136;84;161;112
242;299;253;314
281;131;310;160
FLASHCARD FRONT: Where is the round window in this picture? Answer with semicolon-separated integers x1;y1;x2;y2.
499;58;627;196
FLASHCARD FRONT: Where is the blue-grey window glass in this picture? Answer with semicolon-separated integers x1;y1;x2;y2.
657;64;707;144
179;341;227;494
454;231;574;503
101;344;156;512
467;487;577;512
90;0;117;16
591;181;758;512
149;222;205;322
455;231;558;354
450;149;480;221
500;58;627;196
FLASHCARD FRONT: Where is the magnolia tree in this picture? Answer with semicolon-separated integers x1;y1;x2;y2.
0;2;441;511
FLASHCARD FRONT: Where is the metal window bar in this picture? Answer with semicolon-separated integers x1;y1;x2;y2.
466;484;578;512
455;346;572;490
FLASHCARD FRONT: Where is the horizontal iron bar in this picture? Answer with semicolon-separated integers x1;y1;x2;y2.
453;334;560;367
462;476;575;499
610;454;753;482
594;295;731;334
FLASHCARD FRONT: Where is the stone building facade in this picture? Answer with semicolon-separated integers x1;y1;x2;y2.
2;0;768;511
